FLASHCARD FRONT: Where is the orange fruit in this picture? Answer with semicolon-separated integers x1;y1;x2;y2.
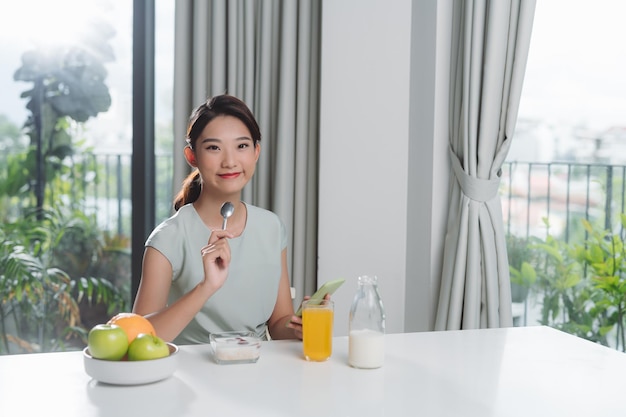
107;312;156;344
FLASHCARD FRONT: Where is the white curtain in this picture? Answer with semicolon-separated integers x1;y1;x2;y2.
435;0;536;330
172;0;321;298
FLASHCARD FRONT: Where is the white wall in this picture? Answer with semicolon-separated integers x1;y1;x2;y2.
318;0;447;335
405;0;452;332
318;0;451;336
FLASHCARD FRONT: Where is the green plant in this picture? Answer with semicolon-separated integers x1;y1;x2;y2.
0;205;128;354
507;234;537;303
573;216;626;351
0;14;132;354
527;218;614;345
512;215;626;351
12;18;114;211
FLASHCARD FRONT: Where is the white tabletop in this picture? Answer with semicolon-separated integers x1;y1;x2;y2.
1;326;625;416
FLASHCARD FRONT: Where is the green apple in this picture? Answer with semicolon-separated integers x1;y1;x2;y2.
88;323;129;360
127;333;170;361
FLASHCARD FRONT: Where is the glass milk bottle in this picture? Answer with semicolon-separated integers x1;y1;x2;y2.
348;275;385;369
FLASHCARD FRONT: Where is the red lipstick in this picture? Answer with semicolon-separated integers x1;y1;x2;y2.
219;172;241;179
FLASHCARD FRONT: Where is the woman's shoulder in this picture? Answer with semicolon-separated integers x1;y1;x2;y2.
245;203;284;229
246;203;279;219
244;203;287;247
148;204;198;238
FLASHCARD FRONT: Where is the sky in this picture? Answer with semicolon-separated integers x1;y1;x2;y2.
1;1;625;145
0;0;174;153
518;0;626;130
0;0;133;147
0;1;117;122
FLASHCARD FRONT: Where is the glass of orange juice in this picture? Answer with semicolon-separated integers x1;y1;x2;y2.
302;299;334;361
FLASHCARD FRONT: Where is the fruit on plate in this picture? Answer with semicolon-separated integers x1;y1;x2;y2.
127;333;170;361
107;312;156;344
87;324;129;361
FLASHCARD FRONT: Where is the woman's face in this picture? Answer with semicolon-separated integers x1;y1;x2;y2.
190;115;260;197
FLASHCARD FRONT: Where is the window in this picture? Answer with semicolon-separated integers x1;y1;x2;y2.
504;0;626;351
0;0;173;354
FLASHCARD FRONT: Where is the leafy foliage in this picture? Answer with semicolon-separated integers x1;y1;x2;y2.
507;234;537;303
0;206;128;354
510;216;626;351
573;216;626;350
12;16;114;210
0;9;131;355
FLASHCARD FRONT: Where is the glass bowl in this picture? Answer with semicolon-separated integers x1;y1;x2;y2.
210;331;261;364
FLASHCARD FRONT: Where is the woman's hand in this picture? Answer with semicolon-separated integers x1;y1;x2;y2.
286;294;332;340
199;229;234;292
284;295;309;340
287;315;304;340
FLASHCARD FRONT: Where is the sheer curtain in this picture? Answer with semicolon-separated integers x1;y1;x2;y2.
435;0;536;330
172;0;321;298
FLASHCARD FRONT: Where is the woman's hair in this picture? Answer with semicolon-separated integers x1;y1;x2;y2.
173;94;261;211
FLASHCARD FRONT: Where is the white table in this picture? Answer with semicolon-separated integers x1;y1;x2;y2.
1;326;625;416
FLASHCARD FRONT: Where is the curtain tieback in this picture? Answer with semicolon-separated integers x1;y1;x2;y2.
448;146;500;202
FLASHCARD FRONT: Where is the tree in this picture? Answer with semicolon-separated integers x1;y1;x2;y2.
12;17;115;211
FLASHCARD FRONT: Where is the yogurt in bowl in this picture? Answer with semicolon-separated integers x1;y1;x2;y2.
210;331;261;364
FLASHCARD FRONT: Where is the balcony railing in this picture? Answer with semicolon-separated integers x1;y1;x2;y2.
39;155;626;347
501;161;626;242
501;161;626;342
68;151;174;237
71;155;626;244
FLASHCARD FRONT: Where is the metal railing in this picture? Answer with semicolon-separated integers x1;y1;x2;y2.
54;155;626;337
70;155;626;245
69;151;174;237
500;161;626;242
501;160;626;329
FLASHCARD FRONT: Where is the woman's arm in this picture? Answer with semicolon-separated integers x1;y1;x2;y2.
133;230;232;342
266;248;299;340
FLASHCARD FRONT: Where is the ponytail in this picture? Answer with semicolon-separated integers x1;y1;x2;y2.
173;170;201;211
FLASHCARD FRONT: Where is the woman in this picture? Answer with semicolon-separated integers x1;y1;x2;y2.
133;94;301;344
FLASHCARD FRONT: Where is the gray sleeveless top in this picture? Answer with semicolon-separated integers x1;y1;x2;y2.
145;203;287;344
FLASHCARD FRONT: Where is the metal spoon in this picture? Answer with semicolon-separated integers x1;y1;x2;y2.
220;201;235;230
